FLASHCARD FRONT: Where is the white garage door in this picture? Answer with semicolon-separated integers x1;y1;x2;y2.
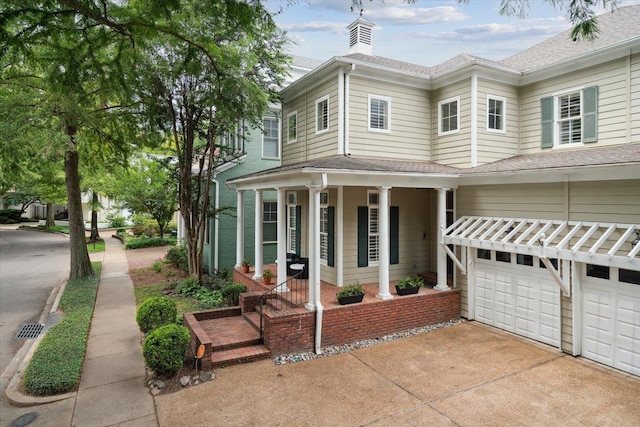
476;255;561;347
582;268;640;376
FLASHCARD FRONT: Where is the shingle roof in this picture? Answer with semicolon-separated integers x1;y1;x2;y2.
499;5;640;72
467;143;640;174
337;53;433;77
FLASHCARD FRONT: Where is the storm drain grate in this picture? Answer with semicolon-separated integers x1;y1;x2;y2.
16;323;45;339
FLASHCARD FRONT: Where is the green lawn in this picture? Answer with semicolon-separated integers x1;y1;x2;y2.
86;240;105;252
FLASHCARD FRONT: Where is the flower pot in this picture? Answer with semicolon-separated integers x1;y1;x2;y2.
241;265;250;274
337;293;364;305
395;285;420;296
263;277;272;286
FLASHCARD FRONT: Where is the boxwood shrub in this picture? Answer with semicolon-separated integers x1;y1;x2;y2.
142;323;190;375
136;296;177;333
22;263;101;396
125;237;176;250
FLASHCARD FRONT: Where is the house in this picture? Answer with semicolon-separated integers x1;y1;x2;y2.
202;55;323;274
223;7;640;376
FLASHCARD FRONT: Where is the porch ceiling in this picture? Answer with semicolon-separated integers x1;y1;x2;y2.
444;216;640;270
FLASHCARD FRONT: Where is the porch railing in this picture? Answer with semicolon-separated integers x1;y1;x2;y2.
258;270;308;338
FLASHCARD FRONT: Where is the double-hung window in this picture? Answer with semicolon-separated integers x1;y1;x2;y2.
287;111;297;143
262;117;279;158
438;96;459;135
487;96;506;132
319;192;329;264
541;86;598;148
263;202;277;243
287;192;297;254
315;95;329;134
367;191;379;265
368;95;390;132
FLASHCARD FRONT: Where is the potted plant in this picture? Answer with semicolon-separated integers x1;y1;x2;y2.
262;268;273;286
241;259;250;274
395;276;424;296
336;282;365;305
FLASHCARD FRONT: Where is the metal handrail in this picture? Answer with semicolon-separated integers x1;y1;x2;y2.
258;270;307;338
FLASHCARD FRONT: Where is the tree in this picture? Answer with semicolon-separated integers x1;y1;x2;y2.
353;0;619;41
133;1;289;283
113;155;177;239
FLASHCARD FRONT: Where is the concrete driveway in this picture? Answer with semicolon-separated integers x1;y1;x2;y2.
156;321;640;426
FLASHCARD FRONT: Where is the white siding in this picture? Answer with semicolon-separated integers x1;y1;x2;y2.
630;53;640;142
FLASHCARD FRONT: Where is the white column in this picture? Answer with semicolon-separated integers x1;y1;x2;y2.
235;190;244;268
376;186;392;300
276;188;288;292
336;185;344;287
305;187;317;311
435;188;450;291
253;189;263;279
177;212;185;247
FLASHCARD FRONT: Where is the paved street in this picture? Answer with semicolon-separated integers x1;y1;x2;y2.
0;225;69;391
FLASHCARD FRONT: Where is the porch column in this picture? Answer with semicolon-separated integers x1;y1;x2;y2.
435;188;450;291
376;186;393;300
177;212;185;247
253;189;263;279
235;190;244;268
336;185;344;287
276;188;288;292
305;186;318;311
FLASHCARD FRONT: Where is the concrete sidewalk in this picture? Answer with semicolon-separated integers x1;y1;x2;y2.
2;236;160;426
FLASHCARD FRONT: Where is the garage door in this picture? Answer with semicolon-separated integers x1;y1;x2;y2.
582;267;640;376
476;254;561;347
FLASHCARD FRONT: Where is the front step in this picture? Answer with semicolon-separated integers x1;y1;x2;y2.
211;344;271;368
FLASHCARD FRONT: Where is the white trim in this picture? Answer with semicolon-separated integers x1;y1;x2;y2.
262;116;280;159
471;73;477;167
286;110;298;144
367;189;380;266
367;94;391;133
315;95;330;135
438;96;460;136
486;94;506;133
552;85;586;149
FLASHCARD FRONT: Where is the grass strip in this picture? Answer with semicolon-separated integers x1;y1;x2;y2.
22;262;102;396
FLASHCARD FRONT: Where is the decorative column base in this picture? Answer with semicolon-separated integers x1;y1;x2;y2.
375;292;393;300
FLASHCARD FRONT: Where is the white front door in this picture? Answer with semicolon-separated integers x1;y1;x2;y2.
582;267;640;376
475;252;561;347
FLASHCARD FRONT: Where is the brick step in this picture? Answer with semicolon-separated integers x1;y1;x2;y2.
211;344;271;368
212;335;263;352
244;311;262;332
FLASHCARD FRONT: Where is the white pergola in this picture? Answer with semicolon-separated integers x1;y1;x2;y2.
442;216;640;296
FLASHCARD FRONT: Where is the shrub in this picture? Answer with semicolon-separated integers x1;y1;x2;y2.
136;296;178;334
336;282;365;298
152;261;164;273
221;283;247;306
142;324;190;375
125;237;176;249
106;213;127;228
0;209;22;224
175;278;223;309
166;246;188;271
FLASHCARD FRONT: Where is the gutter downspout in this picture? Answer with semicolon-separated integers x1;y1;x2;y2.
344;64;355;155
471;71;478;167
315;172;328;354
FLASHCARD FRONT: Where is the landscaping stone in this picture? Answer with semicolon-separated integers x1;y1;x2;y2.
153;380;165;390
180;376;190;387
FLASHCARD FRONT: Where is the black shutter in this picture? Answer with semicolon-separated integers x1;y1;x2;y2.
295;205;301;256
357;206;368;267
390;206;399;265
327;206;335;267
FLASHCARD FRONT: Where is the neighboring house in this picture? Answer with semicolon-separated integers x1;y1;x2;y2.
202;56;323;274
228;7;640;376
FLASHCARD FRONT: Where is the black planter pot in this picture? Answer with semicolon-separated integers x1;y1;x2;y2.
395;285;420;296
337;293;364;305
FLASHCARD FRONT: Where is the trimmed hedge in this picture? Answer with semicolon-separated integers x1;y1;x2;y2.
142;323;190;375
23;263;102;396
166;245;188;271
125;237;176;250
136;296;177;333
221;283;247;306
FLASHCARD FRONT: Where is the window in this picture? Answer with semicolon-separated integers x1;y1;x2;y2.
315;95;329;134
539;258;559;269
368;95;390;132
587;264;610;280
487;96;505;132
477;249;491;260
368;191;379;264
541;86;598;148
262;117;279;158
287;111;297;143
263;202;277;243
496;251;511;263
516;254;533;266
319;192;329;264
287;192;297;254
619;269;640;285
438;96;459;135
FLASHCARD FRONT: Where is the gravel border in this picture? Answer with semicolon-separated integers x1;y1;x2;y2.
273;318;465;365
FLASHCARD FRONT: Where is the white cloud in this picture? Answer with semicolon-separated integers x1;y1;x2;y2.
365;5;470;25
280;20;348;34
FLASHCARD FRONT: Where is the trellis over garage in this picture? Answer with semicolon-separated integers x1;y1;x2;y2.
444;216;640;376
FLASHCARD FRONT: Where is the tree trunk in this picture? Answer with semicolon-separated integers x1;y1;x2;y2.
65;149;94;279
90;191;100;241
45;202;55;228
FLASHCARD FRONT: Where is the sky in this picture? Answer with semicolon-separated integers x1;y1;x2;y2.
266;0;639;67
